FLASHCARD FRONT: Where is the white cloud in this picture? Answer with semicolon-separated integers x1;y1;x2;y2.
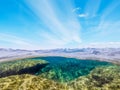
95;21;120;35
78;13;88;18
85;0;101;18
101;0;120;20
0;33;40;50
72;7;81;12
24;0;82;48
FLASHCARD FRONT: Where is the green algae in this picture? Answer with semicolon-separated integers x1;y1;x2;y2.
69;65;120;90
0;56;120;90
34;56;112;82
0;74;69;90
0;58;48;78
0;65;120;90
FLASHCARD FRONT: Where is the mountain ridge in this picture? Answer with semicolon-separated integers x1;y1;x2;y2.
0;48;120;64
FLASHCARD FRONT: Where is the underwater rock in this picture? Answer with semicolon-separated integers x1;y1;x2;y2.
1;65;119;90
69;65;120;90
35;56;112;83
0;56;119;90
0;74;70;90
0;59;48;78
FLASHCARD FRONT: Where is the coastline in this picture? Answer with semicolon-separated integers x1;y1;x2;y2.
0;53;120;65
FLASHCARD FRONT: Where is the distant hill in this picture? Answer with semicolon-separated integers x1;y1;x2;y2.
0;48;120;63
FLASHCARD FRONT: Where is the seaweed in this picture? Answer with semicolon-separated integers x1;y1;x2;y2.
36;56;112;82
69;65;120;90
0;59;48;78
0;74;69;90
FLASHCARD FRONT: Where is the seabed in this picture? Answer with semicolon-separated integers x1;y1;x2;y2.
0;56;120;90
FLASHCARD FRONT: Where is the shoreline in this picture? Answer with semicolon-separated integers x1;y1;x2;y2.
0;54;120;65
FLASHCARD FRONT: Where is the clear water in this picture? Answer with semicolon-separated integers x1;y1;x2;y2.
31;56;113;82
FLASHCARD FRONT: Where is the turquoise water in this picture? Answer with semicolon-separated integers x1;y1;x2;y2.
31;56;113;82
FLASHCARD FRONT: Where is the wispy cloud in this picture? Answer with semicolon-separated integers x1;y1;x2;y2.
84;21;120;45
0;33;40;49
78;13;89;18
0;0;120;49
72;7;89;18
85;0;101;18
72;7;81;12
77;0;101;18
24;0;82;48
101;0;120;20
83;0;120;44
98;0;120;30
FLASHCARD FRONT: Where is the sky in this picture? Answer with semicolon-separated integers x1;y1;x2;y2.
0;0;120;49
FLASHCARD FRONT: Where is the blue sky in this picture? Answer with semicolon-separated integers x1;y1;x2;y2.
0;0;120;49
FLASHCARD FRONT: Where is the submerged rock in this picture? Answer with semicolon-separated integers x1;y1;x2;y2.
0;59;48;78
36;56;112;83
69;65;120;90
1;65;120;90
0;74;69;90
0;56;119;90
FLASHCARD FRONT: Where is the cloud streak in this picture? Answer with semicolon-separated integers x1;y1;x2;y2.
24;0;82;48
78;13;88;18
0;33;40;50
85;0;101;18
101;0;120;20
0;0;120;49
72;7;81;12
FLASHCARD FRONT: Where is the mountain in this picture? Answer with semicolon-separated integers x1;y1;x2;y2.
0;48;120;63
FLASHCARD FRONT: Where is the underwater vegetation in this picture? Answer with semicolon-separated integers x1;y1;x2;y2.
0;74;69;90
35;56;112;82
0;58;48;78
0;65;120;90
69;65;120;90
0;56;120;90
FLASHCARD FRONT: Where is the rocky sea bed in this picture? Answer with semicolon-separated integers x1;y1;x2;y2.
0;56;120;90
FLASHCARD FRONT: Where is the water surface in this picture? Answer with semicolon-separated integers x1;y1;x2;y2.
31;56;113;82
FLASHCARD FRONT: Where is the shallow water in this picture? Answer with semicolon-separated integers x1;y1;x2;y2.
31;56;113;82
1;56;120;90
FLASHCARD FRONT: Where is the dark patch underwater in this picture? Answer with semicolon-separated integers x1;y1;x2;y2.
31;56;113;82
